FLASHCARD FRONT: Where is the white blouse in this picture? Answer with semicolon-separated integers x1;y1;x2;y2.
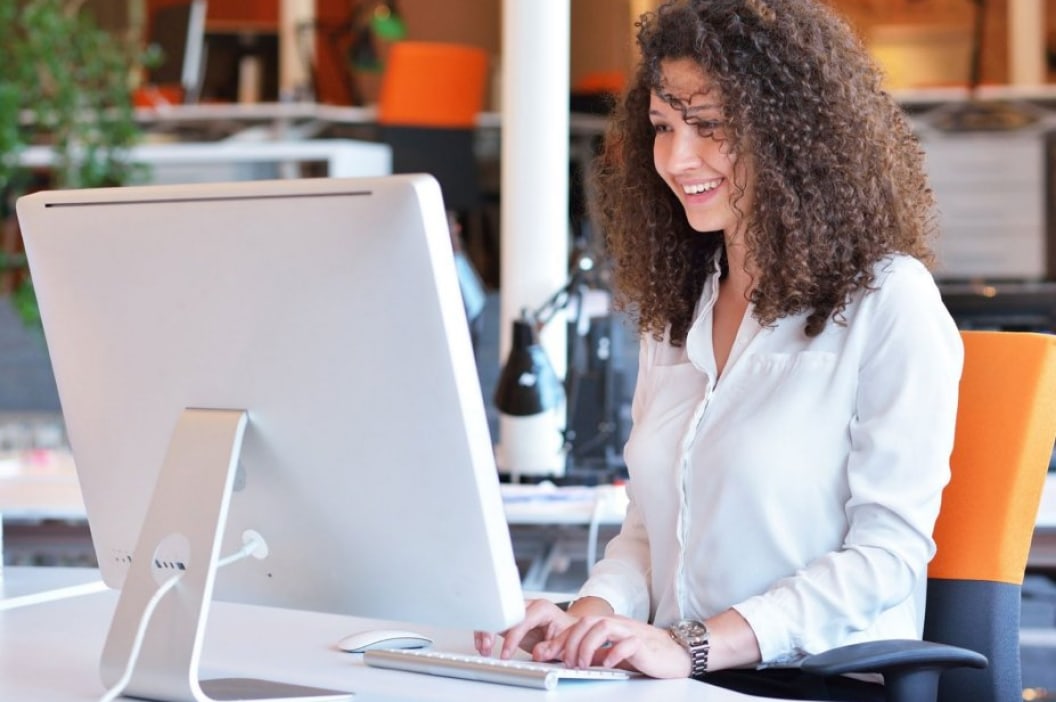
576;254;964;666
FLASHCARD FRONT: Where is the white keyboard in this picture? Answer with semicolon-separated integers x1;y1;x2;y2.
362;648;635;690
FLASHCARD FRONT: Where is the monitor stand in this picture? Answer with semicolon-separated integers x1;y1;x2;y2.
99;408;352;702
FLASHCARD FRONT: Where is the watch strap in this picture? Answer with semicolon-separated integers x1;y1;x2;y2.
669;619;710;677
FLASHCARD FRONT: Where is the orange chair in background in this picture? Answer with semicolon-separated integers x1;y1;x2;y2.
377;41;492;342
378;41;488;129
803;330;1056;702
376;41;488;212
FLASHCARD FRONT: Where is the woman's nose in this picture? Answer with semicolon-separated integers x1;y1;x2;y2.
666;130;702;172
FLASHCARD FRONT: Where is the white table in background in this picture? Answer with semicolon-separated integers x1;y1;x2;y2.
4;453;1056;583
502;483;626;591
18;138;392;184
0;449;90;568
130;102;609;137
0;449;84;522
0;565;104;610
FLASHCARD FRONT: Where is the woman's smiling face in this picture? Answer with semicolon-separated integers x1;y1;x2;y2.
649;58;755;236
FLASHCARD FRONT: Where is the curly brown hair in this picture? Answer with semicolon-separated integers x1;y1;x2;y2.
591;0;935;342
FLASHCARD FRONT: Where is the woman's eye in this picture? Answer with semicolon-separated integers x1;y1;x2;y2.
693;120;724;136
651;123;670;134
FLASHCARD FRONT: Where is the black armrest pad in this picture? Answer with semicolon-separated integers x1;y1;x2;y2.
800;639;988;676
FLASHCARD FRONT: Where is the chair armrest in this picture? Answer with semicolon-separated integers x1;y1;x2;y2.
800;639;987;677
801;639;987;702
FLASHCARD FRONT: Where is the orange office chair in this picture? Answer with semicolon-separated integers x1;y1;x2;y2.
802;330;1056;702
376;41;488;214
376;41;496;288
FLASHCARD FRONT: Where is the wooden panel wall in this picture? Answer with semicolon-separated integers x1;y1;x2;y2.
831;0;1009;85
138;0;1052;105
144;0;277;25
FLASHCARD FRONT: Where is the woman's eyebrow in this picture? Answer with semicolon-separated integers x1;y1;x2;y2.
685;103;722;116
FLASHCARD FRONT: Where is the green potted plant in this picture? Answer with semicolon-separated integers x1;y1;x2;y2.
0;0;149;325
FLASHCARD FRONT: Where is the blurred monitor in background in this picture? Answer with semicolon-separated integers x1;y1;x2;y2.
145;0;207;104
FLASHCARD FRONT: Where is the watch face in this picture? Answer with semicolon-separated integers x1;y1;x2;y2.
673;619;708;645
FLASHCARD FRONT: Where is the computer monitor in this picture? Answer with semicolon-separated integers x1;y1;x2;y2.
16;175;525;701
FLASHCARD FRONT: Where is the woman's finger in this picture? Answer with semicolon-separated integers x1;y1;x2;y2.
598;635;640;669
499;599;563;658
555;616;601;668
473;630;494;656
574;619;619;669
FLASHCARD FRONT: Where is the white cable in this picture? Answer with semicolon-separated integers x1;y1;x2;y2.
216;531;268;569
96;572;182;702
96;532;268;702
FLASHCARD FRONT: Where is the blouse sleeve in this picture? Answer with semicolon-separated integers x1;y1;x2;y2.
732;260;964;663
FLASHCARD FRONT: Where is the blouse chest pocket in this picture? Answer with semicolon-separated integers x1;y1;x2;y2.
732;350;849;422
747;350;835;374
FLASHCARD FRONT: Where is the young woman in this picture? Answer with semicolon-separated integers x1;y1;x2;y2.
478;1;963;699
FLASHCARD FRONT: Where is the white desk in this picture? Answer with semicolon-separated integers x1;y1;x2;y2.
18;138;392;184
0;567;776;701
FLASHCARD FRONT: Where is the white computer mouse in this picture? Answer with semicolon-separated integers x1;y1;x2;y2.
336;629;433;653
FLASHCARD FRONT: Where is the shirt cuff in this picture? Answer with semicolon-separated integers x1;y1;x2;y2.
732;596;798;666
577;572;651;621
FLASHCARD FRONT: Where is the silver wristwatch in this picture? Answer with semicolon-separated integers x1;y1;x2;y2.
669;619;710;677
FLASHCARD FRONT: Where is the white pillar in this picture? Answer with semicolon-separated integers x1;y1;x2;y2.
1008;0;1045;86
278;0;315;100
497;0;571;479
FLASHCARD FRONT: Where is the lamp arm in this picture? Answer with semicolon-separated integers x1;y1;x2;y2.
532;272;591;333
530;280;574;329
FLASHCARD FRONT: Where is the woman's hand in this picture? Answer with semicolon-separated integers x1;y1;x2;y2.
476;600;759;678
474;598;577;658
534;614;692;679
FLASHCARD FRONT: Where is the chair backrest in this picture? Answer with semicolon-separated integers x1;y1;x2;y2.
925;330;1056;702
376;41;489;214
377;41;489;129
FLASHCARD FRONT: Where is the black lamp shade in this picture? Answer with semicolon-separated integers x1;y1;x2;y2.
494;319;564;416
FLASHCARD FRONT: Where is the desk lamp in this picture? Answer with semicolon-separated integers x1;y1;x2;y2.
494;313;565;419
495;258;593;482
